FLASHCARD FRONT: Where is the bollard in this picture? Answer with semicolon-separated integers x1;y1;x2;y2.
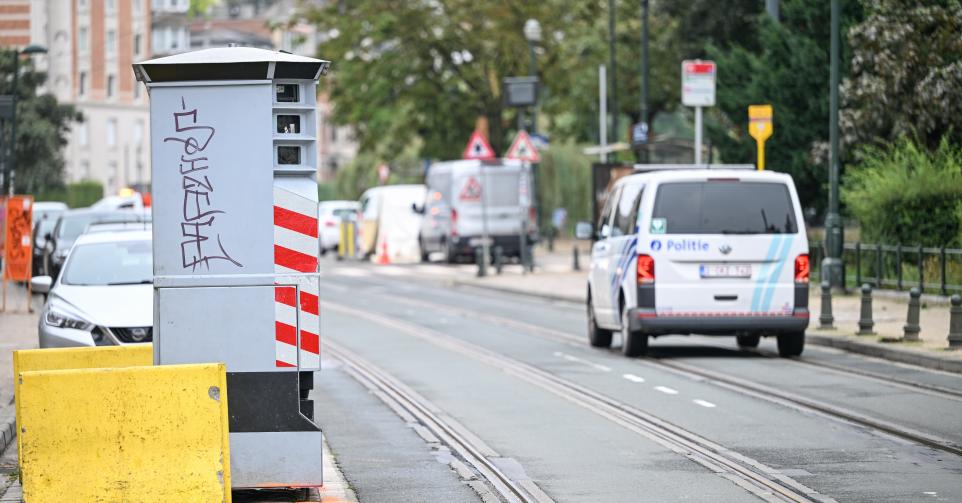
818;281;834;329
902;287;921;341
948;295;962;349
857;283;876;335
572;245;581;271
475;247;487;277
494;246;504;275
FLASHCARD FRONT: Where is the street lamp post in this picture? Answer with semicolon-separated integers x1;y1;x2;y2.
5;44;48;195
523;19;541;135
822;0;844;287
638;0;649;163
523;18;542;266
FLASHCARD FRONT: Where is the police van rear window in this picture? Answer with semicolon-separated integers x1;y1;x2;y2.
652;181;797;234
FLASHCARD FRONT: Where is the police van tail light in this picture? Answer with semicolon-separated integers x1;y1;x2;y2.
795;254;810;283
637;254;655;284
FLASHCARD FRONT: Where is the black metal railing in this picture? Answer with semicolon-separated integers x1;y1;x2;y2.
810;240;962;296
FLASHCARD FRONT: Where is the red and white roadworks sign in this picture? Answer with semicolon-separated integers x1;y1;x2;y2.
272;186;320;369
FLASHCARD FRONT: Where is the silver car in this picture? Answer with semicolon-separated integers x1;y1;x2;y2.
32;230;152;348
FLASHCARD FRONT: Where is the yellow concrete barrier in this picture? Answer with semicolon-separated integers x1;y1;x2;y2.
17;363;232;502
13;344;153;468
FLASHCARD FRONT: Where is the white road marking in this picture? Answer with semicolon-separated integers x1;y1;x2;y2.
923;492;937;497
693;399;717;408
654;386;679;395
332;267;371;277
622;373;645;383
375;266;412;276
553;351;612;372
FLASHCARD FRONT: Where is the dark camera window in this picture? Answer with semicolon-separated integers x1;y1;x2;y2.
276;84;299;103
277;115;301;134
277;146;301;165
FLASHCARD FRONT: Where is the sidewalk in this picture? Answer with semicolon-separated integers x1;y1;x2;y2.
0;284;40;456
454;240;962;373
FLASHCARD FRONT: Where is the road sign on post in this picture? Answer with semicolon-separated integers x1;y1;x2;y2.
134;47;329;490
505;129;540;163
681;60;716;165
463;131;496;160
748;105;773;171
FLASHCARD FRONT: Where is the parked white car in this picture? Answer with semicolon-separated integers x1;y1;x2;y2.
581;165;810;357
318;200;361;254
32;230;153;348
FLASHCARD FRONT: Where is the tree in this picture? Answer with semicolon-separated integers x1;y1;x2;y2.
704;0;863;213
300;1;584;160
841;0;962;150
0;51;82;195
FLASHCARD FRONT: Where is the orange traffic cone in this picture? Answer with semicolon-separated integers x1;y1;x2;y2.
376;241;391;265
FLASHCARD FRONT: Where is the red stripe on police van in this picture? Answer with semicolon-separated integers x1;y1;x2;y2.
274;245;318;273
274;205;319;238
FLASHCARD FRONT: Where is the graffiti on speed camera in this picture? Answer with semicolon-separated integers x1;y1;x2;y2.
164;97;242;271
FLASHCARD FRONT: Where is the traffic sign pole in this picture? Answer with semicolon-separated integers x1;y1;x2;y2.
694;106;703;165
756;139;765;171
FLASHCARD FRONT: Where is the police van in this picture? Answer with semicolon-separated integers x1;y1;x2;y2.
580;165;810;357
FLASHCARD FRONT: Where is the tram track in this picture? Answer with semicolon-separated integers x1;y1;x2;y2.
324;300;831;503
324;339;552;503
361;289;962;459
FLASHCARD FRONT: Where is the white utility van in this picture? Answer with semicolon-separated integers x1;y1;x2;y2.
581;165;810;357
418;159;537;262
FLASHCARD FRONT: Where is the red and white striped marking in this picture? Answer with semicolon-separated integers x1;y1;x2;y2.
273;186;320;369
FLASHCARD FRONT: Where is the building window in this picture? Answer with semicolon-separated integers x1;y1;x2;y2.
78;0;88;9
80;160;90;180
78;72;87;96
133;0;141;13
106;75;115;98
106;30;116;55
108;161;118;190
133;34;142;56
77;123;88;146
106;119;117;147
133;121;144;146
106;0;115;11
79;26;88;52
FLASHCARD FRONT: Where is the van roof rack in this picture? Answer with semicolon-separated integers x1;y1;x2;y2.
631;164;755;173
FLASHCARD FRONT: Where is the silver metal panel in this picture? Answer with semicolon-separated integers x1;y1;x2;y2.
149;83;275;277
154;273;317;289
156;286;279;372
230;431;323;488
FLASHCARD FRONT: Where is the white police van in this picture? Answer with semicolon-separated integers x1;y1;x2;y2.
581;165;810;357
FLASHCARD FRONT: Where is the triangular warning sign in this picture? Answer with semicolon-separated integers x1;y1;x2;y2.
459;176;483;202
463;131;496;160
505;130;541;162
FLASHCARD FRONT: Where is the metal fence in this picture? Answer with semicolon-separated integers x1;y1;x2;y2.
810;240;962;295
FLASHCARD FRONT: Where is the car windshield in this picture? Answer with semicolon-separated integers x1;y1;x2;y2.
61;240;153;286
56;212;131;241
332;208;356;218
652;181;798;234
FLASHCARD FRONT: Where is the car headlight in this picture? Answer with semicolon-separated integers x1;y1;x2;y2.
44;308;94;331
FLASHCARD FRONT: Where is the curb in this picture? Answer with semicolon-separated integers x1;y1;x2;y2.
0;417;14;458
806;332;962;374
453;279;962;375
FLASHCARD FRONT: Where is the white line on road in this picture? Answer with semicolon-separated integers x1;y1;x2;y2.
693;399;716;408
332;267;371;277
654;386;679;395
622;373;645;383
552;351;612;372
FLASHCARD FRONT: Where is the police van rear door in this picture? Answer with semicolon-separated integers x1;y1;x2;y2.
646;178;804;316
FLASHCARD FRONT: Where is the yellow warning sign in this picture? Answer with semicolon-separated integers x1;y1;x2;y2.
748;105;773;170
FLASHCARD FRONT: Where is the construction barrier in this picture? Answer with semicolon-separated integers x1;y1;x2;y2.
17;363;232;502
337;218;357;260
13;344;154;468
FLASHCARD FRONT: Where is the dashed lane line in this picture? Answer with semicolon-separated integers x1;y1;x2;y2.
693;399;717;408
654;386;679;395
622;373;646;383
553;352;612;372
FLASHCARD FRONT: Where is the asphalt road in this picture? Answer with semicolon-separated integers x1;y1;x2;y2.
316;263;962;502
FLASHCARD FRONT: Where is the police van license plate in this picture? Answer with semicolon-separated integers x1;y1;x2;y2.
700;264;752;278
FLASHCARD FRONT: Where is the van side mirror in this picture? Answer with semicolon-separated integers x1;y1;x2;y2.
411;203;424;214
31;276;52;295
575;221;594;240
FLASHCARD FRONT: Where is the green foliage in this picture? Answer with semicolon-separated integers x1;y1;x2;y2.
537;143;593;229
0;50;83;195
706;0;863;213
35;180;103;208
317;182;337;202
333;142;425;200
842;0;962;149
189;0;219;18
842;136;962;247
